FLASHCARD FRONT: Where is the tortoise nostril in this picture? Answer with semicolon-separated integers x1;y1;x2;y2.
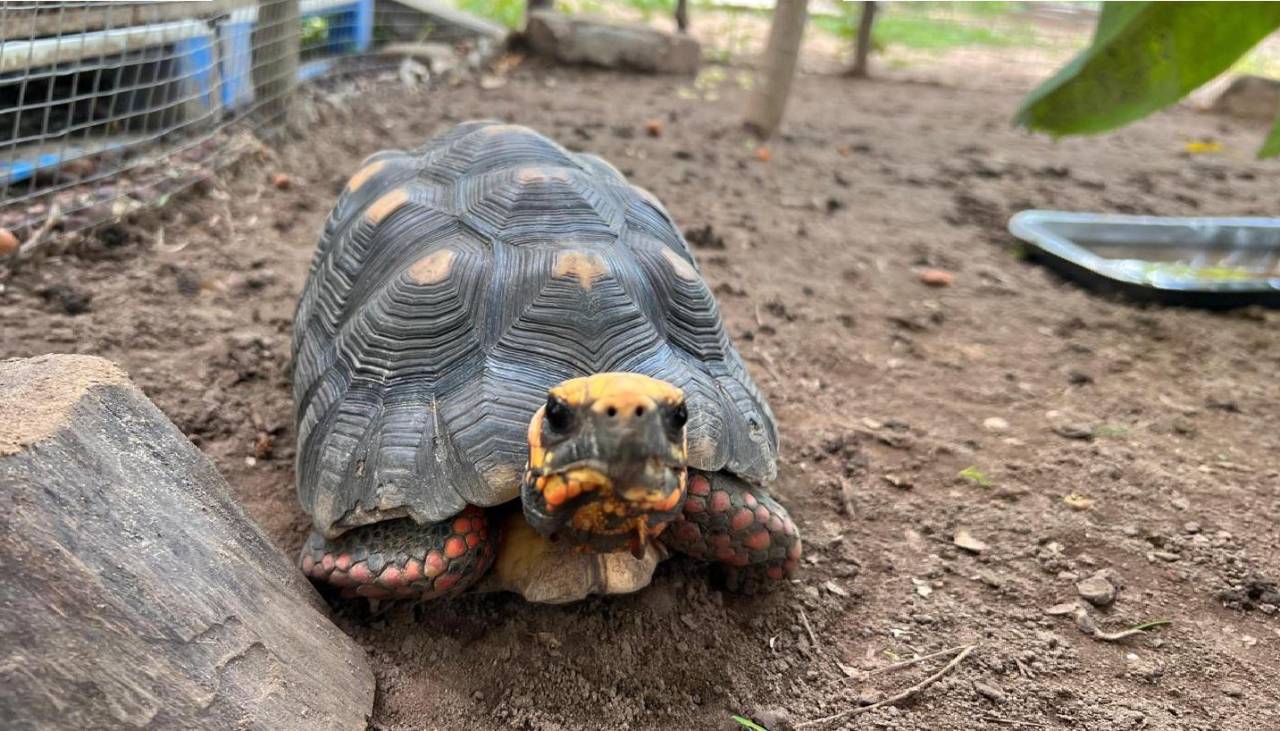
606;406;618;417
634;406;645;417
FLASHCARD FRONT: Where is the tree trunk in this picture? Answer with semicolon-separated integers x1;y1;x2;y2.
252;0;301;132
527;0;553;24
675;0;689;33
0;355;375;730
744;0;810;139
848;1;877;79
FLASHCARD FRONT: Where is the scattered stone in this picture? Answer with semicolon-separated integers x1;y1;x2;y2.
974;682;1007;703
1151;551;1181;562
1076;572;1117;607
1067;370;1093;385
754;146;772;163
1045;601;1080;616
38;283;93;315
1063;493;1095;511
856;689;885;707
824;580;849;597
0;227;18;255
913;578;933;598
644;118;664;137
271;172;292;190
882;473;912;489
1184;521;1201;534
1222;681;1245;698
1052;422;1094;440
918;269;954;287
954;527;989;554
982;416;1009;432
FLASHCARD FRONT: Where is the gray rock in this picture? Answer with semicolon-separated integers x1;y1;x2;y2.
1211;75;1280;122
974;681;1007;703
0;355;374;730
1076;571;1117;607
1222;681;1245;698
524;11;701;75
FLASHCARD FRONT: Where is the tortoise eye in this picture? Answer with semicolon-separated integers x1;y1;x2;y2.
545;395;575;433
666;401;688;434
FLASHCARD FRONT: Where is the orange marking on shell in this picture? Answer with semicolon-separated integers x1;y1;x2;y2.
527;408;545;468
365;188;409;224
407;249;455;285
346;159;386;192
444;537;467;559
424;551;446;578
554;250;608;291
661;248;698;281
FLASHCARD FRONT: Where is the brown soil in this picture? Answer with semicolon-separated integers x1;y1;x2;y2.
3;60;1279;731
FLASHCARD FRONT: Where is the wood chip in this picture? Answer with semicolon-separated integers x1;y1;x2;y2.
953;527;989;554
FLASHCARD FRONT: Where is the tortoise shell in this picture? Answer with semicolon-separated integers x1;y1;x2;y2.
292;121;777;537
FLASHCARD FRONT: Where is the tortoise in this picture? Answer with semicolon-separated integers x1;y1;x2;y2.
292;121;800;603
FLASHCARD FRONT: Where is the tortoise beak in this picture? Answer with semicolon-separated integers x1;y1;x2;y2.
520;374;688;553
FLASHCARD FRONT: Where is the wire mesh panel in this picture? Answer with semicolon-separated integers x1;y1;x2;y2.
0;0;431;254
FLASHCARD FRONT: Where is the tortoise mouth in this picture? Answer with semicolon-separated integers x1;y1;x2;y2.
521;461;687;555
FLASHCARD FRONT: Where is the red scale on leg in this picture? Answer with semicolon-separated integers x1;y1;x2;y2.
675;521;701;544
683;496;706;514
744;530;771;551
709;490;731;513
743;493;757;508
403;559;423;583
349;562;372;584
335;554;353;571
301;555;316;574
754;506;770;524
444;537;467;559
424;551;446;578
434;573;460;593
466;532;481;548
689;475;712;497
730;508;754;532
379;566;402;587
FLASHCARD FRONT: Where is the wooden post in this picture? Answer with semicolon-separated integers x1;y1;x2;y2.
527;0;553;24
675;0;689;33
744;0;809;139
252;0;301;131
848;1;877;78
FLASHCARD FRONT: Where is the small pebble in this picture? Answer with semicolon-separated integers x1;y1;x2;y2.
918;269;954;287
1076;572;1117;607
982;417;1009;432
974;682;1006;703
1222;682;1244;698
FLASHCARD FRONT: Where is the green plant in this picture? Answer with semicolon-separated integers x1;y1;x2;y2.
457;0;526;28
1016;2;1280;158
958;466;992;488
731;716;770;731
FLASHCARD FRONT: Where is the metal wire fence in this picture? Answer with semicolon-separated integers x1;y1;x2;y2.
0;0;493;257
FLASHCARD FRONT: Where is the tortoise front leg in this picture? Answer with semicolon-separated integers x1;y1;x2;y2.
660;471;801;593
300;505;496;600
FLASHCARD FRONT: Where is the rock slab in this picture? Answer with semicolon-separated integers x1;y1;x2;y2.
0;355;374;730
524;11;700;75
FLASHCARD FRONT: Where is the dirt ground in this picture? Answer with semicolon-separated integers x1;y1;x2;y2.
4;56;1280;730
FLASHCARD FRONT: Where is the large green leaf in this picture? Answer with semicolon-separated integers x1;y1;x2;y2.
1015;2;1280;140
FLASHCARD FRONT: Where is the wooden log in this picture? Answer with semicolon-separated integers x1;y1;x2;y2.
524;10;701;75
252;0;301;131
744;0;810;139
0;354;374;731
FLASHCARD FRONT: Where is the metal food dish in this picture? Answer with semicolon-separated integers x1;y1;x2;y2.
1009;210;1280;308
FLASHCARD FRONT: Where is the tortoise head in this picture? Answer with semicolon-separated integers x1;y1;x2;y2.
521;373;688;556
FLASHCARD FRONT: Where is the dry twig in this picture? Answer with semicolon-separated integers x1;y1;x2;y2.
798;644;977;727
